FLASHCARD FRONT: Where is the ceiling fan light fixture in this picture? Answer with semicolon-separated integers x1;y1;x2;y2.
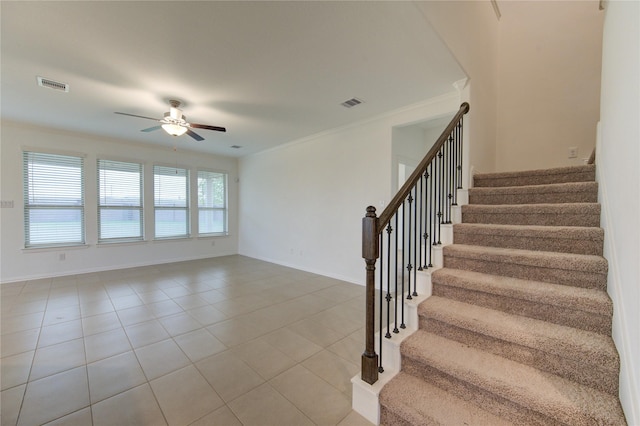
162;123;188;136
115;99;224;141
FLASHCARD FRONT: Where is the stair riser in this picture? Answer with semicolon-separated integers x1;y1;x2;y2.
462;210;600;227
443;256;607;290
394;246;444;272
453;231;603;255
431;282;612;335
379;407;418;426
401;358;560;426
474;170;596;188
418;317;618;395
469;190;597;205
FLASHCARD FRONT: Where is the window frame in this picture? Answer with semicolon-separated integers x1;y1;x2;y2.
197;169;228;236
153;164;191;240
23;150;86;248
97;158;144;243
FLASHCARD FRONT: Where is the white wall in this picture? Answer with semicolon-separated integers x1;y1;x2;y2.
238;94;460;284
391;116;454;192
597;0;640;423
392;126;427;193
496;1;604;171
0;121;239;282
416;1;500;175
237;2;489;286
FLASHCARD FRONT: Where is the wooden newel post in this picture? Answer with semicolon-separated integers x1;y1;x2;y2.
361;206;379;384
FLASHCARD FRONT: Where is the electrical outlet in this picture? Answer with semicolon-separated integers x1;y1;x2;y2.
59;253;66;261
568;147;578;159
0;200;14;208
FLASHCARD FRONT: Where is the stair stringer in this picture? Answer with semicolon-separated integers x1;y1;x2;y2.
351;276;431;425
351;190;465;425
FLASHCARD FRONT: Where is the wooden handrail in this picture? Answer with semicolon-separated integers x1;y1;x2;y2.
360;102;470;385
377;102;470;229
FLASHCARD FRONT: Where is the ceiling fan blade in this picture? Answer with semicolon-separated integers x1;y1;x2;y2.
114;112;160;121
190;123;227;132
186;129;204;141
141;125;162;132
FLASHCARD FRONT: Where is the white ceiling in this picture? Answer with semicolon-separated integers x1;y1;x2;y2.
1;1;465;157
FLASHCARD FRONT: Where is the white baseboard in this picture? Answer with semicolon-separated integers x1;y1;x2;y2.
236;252;363;286
0;251;238;284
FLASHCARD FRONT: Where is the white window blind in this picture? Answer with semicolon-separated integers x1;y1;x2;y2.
154;165;189;239
98;159;143;242
197;170;227;235
23;151;85;247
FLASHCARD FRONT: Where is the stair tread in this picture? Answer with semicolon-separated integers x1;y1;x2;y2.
475;164;595;179
432;268;612;316
444;244;607;273
469;181;598;205
462;203;601;227
462;202;601;214
401;330;626;425
474;164;596;188
469;181;597;194
380;371;512;426
419;295;619;366
453;223;604;255
454;222;604;240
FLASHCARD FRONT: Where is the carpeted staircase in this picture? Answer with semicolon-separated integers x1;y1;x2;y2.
379;164;627;425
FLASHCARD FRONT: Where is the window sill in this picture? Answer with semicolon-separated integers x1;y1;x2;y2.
152;236;193;243
197;233;229;239
97;240;148;248
22;244;90;253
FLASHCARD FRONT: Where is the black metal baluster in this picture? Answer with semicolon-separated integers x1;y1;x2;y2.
452;126;459;206
394;212;401;332
434;151;439;246
412;186;418;297
418;175;424;271
446;134;454;223
385;223;392;339
400;202;406;329
378;236;384;373
406;192;413;300
426;164;433;268
422;169;429;269
442;135;451;223
437;147;444;245
432;158;438;248
457;120;463;190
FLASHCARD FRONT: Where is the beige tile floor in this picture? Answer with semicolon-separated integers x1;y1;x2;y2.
1;255;374;426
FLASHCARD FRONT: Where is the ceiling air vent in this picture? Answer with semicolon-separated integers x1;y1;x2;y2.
341;97;363;108
37;76;69;92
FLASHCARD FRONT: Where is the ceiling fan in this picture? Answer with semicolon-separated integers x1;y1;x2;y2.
115;99;226;141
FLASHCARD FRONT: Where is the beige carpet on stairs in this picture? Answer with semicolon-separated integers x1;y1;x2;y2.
379;164;627;425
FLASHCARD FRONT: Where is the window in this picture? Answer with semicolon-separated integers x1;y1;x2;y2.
197;170;227;235
154;165;189;239
98;159;143;242
23;151;85;247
